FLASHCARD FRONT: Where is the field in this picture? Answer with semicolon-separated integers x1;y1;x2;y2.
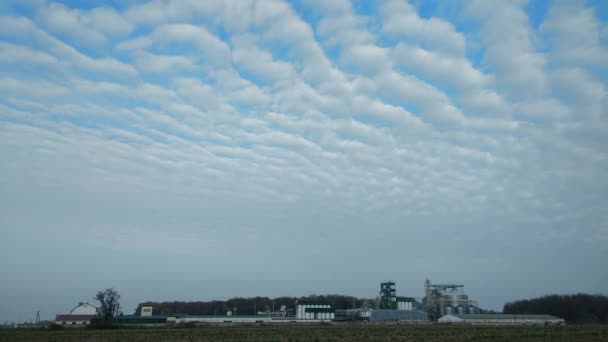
1;324;607;342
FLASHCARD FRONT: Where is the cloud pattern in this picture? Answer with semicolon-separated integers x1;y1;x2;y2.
0;0;607;321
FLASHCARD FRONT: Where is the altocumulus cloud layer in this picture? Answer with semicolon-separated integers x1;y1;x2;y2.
0;0;607;321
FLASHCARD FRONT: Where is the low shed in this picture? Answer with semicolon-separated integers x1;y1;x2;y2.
369;310;428;323
438;314;564;325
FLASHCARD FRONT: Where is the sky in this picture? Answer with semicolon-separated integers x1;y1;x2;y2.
0;0;607;322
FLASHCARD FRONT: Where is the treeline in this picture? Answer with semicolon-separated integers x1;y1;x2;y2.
503;294;608;323
134;295;373;316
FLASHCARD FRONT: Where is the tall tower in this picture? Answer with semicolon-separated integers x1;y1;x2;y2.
379;281;397;310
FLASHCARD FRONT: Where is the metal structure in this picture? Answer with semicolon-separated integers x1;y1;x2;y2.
423;279;478;321
379;281;397;310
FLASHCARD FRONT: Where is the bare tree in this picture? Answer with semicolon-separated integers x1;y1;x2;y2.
94;288;121;320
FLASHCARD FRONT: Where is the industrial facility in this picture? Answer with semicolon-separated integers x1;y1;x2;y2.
335;281;427;323
422;279;478;321
52;278;564;326
379;281;416;310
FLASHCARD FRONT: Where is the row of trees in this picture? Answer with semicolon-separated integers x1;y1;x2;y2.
503;294;608;323
134;295;374;316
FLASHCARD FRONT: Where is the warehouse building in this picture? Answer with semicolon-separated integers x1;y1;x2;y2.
54;302;97;326
369;309;428;323
437;314;565;325
295;300;335;320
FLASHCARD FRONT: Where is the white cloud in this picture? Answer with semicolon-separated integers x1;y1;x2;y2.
463;0;547;100
85;7;133;37
33;1;133;47
0;42;58;66
341;44;390;75
37;2;107;46
0;76;71;98
381;0;466;56
131;50;197;73
540;1;608;68
1;0;607;322
231;34;297;83
391;43;489;90
116;36;152;51
150;24;231;66
0;16;137;78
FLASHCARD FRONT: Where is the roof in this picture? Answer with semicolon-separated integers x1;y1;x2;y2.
55;314;96;321
369;310;428;322
445;314;563;320
297;300;332;306
305;307;335;313
70;303;97;315
396;296;415;301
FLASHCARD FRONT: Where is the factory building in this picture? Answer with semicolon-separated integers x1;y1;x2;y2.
54;303;97;326
365;281;428;322
140;305;153;317
379;281;417;311
423;279;478;321
438;314;565;325
295;300;335;320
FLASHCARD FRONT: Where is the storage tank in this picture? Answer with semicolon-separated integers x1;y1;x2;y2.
456;306;465;314
445;306;453;315
468;306;477;314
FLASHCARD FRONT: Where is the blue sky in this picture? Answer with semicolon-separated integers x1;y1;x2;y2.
0;0;607;322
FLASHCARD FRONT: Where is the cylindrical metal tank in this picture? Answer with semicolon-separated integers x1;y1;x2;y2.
445;306;453;315
469;306;477;314
456;306;465;314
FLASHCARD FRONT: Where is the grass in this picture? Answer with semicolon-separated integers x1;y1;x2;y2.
1;324;607;341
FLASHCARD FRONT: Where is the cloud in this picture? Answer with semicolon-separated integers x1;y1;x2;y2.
0;0;607;322
381;0;466;56
0;16;137;78
131;50;197;74
33;1;133;47
540;1;608;68
463;0;547;100
149;24;231;66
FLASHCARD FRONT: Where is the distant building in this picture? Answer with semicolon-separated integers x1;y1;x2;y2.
379;281;418;311
437;314;565;325
369;309;428;323
140;305;153;317
379;281;397;309
295;300;335;320
423;279;479;320
397;297;415;310
54;302;97;326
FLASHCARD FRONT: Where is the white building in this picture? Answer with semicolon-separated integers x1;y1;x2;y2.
55;303;97;326
438;314;565;325
397;298;414;310
295;300;335;320
140;305;153;317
